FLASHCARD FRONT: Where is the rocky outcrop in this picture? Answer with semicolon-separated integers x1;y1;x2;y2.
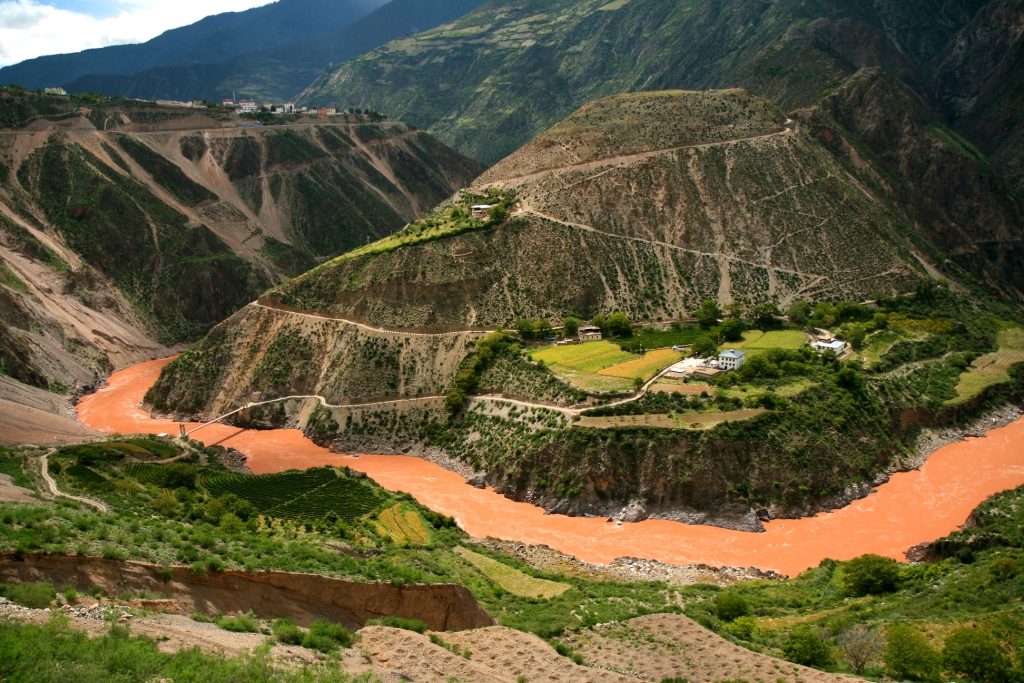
0;554;494;631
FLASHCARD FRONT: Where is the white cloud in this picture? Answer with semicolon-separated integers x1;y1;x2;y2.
0;0;274;69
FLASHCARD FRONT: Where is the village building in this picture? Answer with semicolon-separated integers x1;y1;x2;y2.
578;326;602;342
471;204;494;220
717;349;745;371
812;340;847;355
280;102;295;113
222;99;235;107
238;100;258;113
44;87;67;95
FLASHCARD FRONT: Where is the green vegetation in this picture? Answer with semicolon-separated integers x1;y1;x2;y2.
528;341;636;374
113;135;218;207
0;580;55;609
0;618;365;683
364;616;427;633
454;546;569;598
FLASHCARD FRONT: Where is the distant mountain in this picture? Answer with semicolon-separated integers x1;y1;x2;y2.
62;0;487;104
0;0;388;91
296;0;1020;179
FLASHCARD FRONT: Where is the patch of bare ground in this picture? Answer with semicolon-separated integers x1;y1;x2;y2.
443;626;634;682
565;613;858;682
0;473;38;503
357;625;506;682
0;398;100;446
473;538;778;586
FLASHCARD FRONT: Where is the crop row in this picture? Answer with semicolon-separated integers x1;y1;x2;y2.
264;477;379;522
202;467;337;510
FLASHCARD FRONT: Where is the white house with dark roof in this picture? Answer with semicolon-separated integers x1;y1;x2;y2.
717;349;746;371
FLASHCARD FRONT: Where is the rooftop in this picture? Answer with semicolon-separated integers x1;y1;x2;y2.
719;349;745;359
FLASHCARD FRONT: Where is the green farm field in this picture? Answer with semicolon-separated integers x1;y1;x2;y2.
744;330;807;350
948;327;1024;404
528;341;637;372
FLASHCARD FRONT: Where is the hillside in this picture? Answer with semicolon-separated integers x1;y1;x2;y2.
0;88;483;404
0;0;388;90
62;0;488;104
145;84;1024;528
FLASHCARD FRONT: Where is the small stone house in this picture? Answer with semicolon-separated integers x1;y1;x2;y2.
471;204;494;220
578;326;603;342
812;340;847;355
717;349;745;371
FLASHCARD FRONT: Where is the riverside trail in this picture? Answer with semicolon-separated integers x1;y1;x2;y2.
77;357;1024;577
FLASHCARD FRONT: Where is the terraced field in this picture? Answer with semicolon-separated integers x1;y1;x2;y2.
861;330;903;365
376;503;431;543
948;328;1024;404
598;348;682;380
201;467;379;521
65;464;107;488
453;546;569;598
528;341;638;392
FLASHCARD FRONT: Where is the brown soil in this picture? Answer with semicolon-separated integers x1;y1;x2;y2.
0;473;39;503
0;398;99;446
0;554;493;631
565;613;859;682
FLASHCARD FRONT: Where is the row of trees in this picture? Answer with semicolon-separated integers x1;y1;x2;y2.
515;312;633;340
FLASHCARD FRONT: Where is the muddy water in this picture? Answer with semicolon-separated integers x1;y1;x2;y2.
78;357;1024;577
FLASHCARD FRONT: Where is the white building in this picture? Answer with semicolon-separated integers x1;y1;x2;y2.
238;100;258;113
812;340;847;355
578;326;603;343
44;87;67;96
222;99;235;108
281;102;296;113
717;349;746;371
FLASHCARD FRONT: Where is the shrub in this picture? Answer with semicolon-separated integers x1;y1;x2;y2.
714;593;749;622
726;616;757;641
365;616;427;633
272;618;304;645
782;625;833;667
217;610;260;633
0;581;55;608
842;554;900;596
159;463;197;490
885;623;940;681
219;513;244;534
101;544;126;561
302;619;351;651
838;625;883;675
942;627;1011;682
990;557;1019;581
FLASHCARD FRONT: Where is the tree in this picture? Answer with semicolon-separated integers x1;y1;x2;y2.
787;299;811;325
842;554;900;596
488;205;508;222
839;626;884;675
563;316;582;337
1008;362;1024;395
515;318;535;339
534;318;553;338
695;299;721;328
714;593;749;622
725;301;744;319
752;302;781;330
692;335;718;357
608;312;633;337
719;318;744;342
445;389;466;414
942;627;1011;682
885;623;940;681
782;626;833;667
591;314;608;335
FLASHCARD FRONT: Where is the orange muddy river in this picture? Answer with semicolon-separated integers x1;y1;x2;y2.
78;357;1024;577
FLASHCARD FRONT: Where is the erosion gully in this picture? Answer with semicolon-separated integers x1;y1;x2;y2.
78;357;1024;577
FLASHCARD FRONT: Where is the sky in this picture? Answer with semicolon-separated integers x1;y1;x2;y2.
0;0;274;67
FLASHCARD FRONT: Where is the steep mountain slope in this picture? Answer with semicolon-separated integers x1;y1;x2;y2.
298;0;982;164
273;89;925;330
0;0;387;90
63;0;488;104
0;90;482;402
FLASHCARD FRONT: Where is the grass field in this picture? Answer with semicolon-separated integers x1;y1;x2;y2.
576;408;765;430
743;330;807;350
454;546;569;598
721;330;763;349
528;341;637;373
948;327;1024;404
629;325;703;349
720;380;817;401
649;382;710;395
598;348;682;380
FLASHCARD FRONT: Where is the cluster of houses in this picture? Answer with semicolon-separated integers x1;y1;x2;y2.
219;100;345;116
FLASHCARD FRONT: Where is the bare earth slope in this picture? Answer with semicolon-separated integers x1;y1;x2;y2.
273;90;923;330
0;99;482;434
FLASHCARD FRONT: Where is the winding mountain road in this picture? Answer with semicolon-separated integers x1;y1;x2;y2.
38;452;109;513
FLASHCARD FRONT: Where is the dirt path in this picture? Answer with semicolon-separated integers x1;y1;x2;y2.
38;452;109;512
478;127;792;187
253;301;495;337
